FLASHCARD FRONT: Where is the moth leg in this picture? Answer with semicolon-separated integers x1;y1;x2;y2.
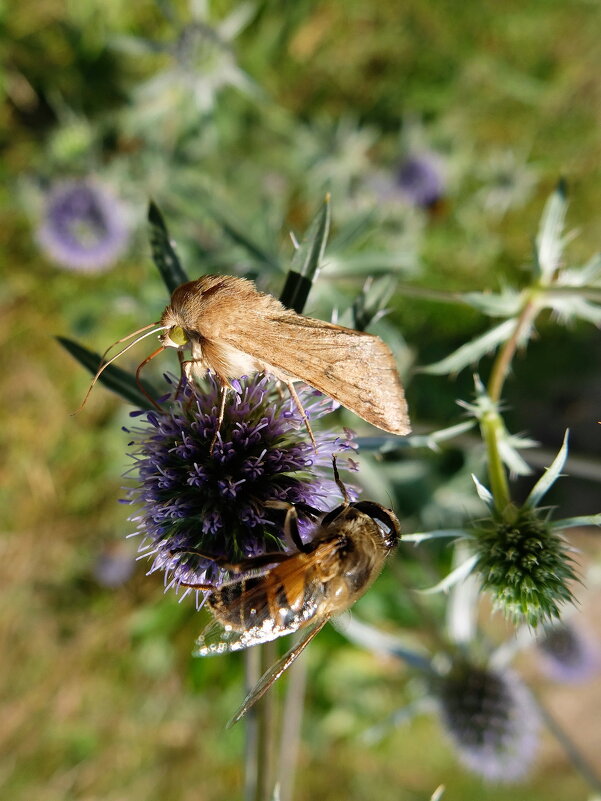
135;345;166;411
285;380;318;451
208;382;229;455
264;500;311;554
174;351;187;398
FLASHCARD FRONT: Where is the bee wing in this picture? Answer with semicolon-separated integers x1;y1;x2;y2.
193;552;329;656
227;617;330;727
222;313;410;435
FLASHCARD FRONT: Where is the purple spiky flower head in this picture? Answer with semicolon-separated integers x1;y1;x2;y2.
37;179;129;272
537;622;601;684
125;374;356;595
436;661;539;782
395;153;445;209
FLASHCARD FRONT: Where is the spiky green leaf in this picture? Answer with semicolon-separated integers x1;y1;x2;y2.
58;337;159;409
280;195;331;313
525;429;569;508
148;202;189;294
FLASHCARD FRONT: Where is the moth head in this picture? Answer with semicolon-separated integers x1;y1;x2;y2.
160;324;190;350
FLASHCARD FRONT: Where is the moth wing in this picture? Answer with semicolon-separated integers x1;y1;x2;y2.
223;313;411;435
227;617;330;727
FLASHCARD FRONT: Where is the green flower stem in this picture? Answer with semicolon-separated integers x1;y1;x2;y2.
253;640;278;801
244;648;261;801
277;649;308;801
483;294;539;514
487;295;539;404
480;410;511;514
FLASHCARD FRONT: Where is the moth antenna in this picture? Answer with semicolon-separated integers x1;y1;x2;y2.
73;325;170;414
285;381;318;452
209;383;229;455
135;345;166;411
98;322;161;364
331;455;350;505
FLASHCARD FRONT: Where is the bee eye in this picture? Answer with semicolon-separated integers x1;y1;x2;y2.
169;325;188;346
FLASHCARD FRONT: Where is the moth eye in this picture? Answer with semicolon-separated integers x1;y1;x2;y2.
170;325;189;346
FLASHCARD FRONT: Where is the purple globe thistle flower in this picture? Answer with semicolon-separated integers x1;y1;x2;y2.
437;661;539;782
537;622;601;684
125;374;356;595
37;180;129;272
395;153;445;209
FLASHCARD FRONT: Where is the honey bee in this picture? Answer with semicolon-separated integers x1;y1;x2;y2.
182;460;400;725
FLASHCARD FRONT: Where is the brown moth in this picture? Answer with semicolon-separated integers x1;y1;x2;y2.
159;274;410;444
81;274;411;445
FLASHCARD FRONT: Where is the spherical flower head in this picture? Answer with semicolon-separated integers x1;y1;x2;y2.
395;153;445;209
472;506;578;627
125;374;356;593
37;180;129;272
437;661;539;782
537;622;601;684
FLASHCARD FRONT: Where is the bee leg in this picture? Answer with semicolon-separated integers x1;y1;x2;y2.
264;500;311;554
285;380;318;452
331;455;350;505
170;546;292;573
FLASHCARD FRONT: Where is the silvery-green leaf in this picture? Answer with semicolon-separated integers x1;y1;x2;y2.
351;275;396;332
460;288;523;317
498;438;533;476
362;699;431;745
280;195;330;313
58;337;159;409
110;35;166;55
415;420;477;451
217;2;255;39
524;429;569;508
430;786;446;801
506;432;539;450
420;318;519;375
403;530;467;545
417;554;479;595
148;202;189;294
325;251;418;276
353;435;413;453
551;514;601;530
333;616;432;671
547;295;601;325
447;542;480;644
535;179;567;283
471;474;494;508
558;253;601;286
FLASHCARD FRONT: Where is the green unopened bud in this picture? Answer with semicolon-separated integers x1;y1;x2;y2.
472;507;577;626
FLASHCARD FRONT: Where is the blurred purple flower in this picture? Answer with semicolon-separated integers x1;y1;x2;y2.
395;153;445;209
125;374;356;594
537;622;601;684
37;180;129;272
93;546;136;588
437;661;539;782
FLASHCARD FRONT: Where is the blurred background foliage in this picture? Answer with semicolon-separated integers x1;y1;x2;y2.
2;1;601;799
